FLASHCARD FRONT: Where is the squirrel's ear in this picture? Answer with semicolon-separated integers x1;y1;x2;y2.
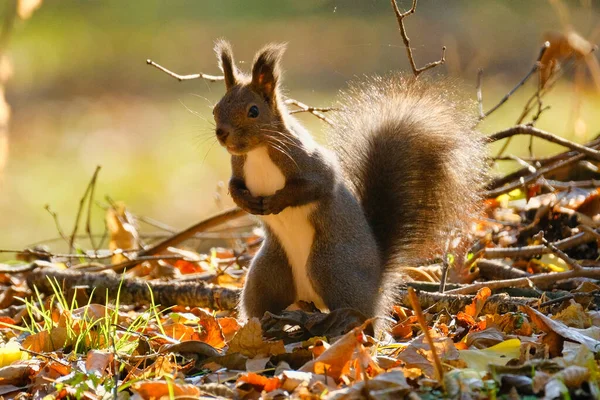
251;43;286;104
214;39;238;90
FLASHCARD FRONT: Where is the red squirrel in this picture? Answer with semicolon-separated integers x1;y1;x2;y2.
211;40;486;319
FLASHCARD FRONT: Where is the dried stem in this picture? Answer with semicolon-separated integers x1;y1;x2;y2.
480;42;550;121
446;264;600;296
390;0;446;77
284;99;335;126
147;59;335;123
488;125;600;161
408;287;445;386
69;166;101;255
146;59;224;82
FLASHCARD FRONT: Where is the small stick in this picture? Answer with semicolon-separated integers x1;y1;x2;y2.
484;152;584;197
482;226;598;259
69;166;101;255
407;287;445;387
480;41;550;120
538;233;583;271
284;99;335;125
147;59;335;123
476;69;484;119
488;125;600;161
86;166;101;252
146;59;224;82
107;207;248;271
390;0;446;77
44;205;70;246
445;266;600;296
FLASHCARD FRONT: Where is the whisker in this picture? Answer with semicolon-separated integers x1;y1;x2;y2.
266;139;299;170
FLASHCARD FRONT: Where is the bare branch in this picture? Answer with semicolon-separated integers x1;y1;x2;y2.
488;124;600;161
285;99;335;126
476;69;484;119
390;0;446;77
69;166;101;255
146;59;224;82
480;41;550;120
147;59;335;124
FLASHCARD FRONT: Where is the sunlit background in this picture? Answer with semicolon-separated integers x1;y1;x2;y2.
1;0;599;253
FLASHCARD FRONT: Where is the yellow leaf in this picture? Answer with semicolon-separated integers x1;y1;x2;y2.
459;338;521;372
0;341;28;367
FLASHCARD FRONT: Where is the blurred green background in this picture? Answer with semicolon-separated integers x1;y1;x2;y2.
1;0;599;253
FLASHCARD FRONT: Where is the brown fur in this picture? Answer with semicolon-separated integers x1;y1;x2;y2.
212;40;487;321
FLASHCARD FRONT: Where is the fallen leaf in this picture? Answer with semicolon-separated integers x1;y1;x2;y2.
228;318;285;358
300;324;367;381
521;305;600;353
131;380;201;399
85;350;114;374
459;339;521;371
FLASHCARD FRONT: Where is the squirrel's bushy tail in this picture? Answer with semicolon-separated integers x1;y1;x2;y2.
328;74;486;268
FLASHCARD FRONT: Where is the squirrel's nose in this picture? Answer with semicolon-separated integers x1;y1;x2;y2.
216;127;230;141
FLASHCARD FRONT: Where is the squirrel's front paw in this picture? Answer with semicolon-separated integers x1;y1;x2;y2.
231;188;265;215
261;194;287;215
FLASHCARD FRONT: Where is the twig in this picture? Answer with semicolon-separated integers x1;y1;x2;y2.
488;137;600;190
476;69;484;119
146;59;224;82
284;99;335;126
446;265;600;296
44;205;70;246
147;59;335;124
538;290;599;308
390;0;446;77
86;167;101;252
488;124;600;161
107;207;248;271
482;226;598;259
407;287;445;386
538;233;583;271
484;152;584;197
480;41;550;121
69;166;101;255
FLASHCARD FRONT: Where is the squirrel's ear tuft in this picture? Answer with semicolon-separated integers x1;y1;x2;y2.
214;39;238;90
251;43;286;104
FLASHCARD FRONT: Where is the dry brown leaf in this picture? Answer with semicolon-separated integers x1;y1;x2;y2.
161;322;201;342
397;330;459;379
192;308;226;349
552;302;589;329
131;380;201;399
85;350;113;374
22;327;70;353
299;324;367;381
228;318;285;358
0;360;39;387
17;0;43;20
218;317;240;342
464;287;491;318
521;305;600;353
105;202;139;264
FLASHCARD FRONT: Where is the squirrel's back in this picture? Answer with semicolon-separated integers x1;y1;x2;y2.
328;74;486;267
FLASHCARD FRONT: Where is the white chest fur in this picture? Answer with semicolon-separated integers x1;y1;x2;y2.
243;147;326;310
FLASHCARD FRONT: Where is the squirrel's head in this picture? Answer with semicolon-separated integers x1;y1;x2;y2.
212;40;287;155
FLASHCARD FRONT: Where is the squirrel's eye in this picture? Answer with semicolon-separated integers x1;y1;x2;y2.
248;105;259;118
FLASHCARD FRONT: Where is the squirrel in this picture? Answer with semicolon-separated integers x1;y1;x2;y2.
211;40;486;319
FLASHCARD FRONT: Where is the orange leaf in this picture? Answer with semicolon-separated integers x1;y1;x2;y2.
131;380;201;399
237;372;281;392
464;287;491;318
